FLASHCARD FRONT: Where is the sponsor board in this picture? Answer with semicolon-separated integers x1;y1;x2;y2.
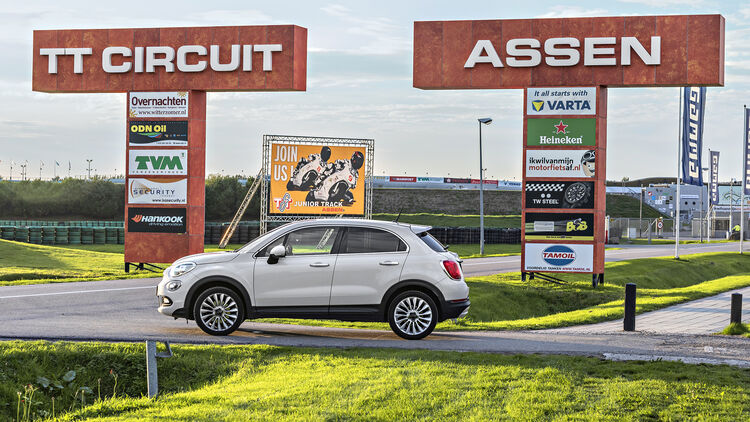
526;118;596;146
390;176;416;182
525;181;594;209
128;150;187;175
524;212;594;240
710;151;720;205
524;243;594;273
526;149;596;178
527;87;596;115
128;177;187;205
681;87;706;186
129;120;188;146
128;207;186;233
444;178;471;183
270;143;366;215
128;92;189;118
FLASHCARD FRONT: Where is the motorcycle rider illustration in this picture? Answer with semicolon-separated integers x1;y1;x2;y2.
305;151;364;206
286;146;332;190
581;150;595;177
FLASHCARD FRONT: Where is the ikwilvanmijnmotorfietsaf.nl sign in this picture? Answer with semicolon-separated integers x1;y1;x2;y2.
526;118;596;146
524;243;593;273
525;149;596;178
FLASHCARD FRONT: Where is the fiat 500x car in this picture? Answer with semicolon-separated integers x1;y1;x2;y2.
156;219;470;340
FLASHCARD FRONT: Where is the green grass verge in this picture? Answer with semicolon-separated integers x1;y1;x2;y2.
373;213;521;228
721;322;750;338
259;253;750;331
620;238;734;245
1;341;749;421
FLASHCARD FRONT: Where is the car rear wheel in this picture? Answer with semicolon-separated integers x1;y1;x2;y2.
193;286;245;336
388;291;437;340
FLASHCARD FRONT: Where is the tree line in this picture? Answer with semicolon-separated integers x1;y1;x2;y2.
0;176;260;221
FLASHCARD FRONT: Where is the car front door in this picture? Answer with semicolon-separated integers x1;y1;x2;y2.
253;226;340;312
329;227;408;311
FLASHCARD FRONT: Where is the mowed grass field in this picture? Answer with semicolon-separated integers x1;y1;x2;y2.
1;341;748;421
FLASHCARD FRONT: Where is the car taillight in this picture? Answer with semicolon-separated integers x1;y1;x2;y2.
442;260;462;280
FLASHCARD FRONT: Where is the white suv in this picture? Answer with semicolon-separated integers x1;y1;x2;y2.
157;219;470;339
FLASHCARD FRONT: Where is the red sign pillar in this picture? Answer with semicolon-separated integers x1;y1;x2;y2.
124;91;205;264
593;87;607;275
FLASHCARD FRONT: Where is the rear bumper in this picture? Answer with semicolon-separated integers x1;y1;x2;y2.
440;299;470;321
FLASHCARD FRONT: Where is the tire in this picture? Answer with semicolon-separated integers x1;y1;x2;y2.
388;291;438;340
193;286;245;336
301;170;317;189
328;181;349;202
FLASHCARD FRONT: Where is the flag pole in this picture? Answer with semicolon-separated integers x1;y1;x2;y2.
675;88;683;259
742;105;747;254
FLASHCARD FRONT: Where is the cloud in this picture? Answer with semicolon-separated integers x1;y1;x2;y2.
536;6;609;18
617;0;705;6
317;3;410;55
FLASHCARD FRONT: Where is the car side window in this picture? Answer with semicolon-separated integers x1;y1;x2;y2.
284;227;339;255
341;227;407;254
258;235;287;257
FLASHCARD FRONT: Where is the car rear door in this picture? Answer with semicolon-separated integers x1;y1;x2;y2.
329;227;408;310
253;226;340;310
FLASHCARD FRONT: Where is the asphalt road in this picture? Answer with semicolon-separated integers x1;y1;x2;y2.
1;242;747;366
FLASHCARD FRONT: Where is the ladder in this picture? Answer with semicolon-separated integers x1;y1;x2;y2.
219;170;263;248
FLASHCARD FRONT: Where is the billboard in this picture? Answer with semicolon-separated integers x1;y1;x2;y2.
524;243;594;273
526;88;596;116
524;212;594;240
710;151;720;205
526;118;596;146
413;15;725;89
129;92;188;118
128;177;188;205
525;181;594;209
129;120;188;146
525;149;595;178
128;207;186;233
128;149;187;175
744;108;750;195
269;143;366;215
681;87;706;186
33;25;308;93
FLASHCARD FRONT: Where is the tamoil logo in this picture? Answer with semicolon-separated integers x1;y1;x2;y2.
542;245;576;266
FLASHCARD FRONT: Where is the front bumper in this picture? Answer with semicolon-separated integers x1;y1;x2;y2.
157;273;188;317
440;299;470;321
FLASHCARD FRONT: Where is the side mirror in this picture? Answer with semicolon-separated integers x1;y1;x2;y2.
267;244;287;264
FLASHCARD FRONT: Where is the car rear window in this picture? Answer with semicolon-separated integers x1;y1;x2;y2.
341;227;407;254
418;232;446;252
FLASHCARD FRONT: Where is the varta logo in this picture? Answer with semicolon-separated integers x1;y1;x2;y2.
531;101;544;112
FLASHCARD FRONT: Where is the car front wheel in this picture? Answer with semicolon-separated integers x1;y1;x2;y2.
388;291;437;340
193;286;245;336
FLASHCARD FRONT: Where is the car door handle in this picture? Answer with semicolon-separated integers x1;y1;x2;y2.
379;261;399;266
309;262;330;268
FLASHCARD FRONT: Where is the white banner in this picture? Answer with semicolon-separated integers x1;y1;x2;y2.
129;92;189;118
128;177;188;204
524;243;593;272
526;149;596;178
128;149;187;175
526;87;596;115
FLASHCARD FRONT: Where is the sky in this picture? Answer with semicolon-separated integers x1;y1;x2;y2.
0;0;748;182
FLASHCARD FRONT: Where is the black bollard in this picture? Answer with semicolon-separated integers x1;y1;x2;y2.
624;283;637;331
730;293;743;324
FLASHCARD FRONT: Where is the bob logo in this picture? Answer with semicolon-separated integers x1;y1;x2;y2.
542;245;576;266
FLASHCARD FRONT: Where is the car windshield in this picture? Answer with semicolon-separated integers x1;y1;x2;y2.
235;224;288;253
418;231;446;252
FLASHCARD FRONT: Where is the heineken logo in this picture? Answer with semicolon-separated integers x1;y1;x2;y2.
527;118;596;146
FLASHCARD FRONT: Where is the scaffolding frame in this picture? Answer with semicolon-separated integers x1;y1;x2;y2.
260;135;374;234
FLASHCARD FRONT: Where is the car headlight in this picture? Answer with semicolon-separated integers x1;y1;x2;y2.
169;262;196;278
166;281;182;292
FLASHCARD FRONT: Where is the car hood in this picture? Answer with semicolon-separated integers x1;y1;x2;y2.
175;251;239;265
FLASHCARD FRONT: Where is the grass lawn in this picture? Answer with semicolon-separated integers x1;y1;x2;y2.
1;341;748;421
259;252;750;331
373;213;521;228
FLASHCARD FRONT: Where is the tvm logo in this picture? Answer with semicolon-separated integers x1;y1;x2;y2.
134;155;184;170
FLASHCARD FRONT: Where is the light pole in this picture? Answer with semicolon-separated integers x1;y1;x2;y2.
478;117;492;255
86;159;93;180
730;178;736;238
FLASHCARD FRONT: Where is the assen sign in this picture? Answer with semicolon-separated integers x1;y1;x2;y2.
413;15;724;282
414;15;724;89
